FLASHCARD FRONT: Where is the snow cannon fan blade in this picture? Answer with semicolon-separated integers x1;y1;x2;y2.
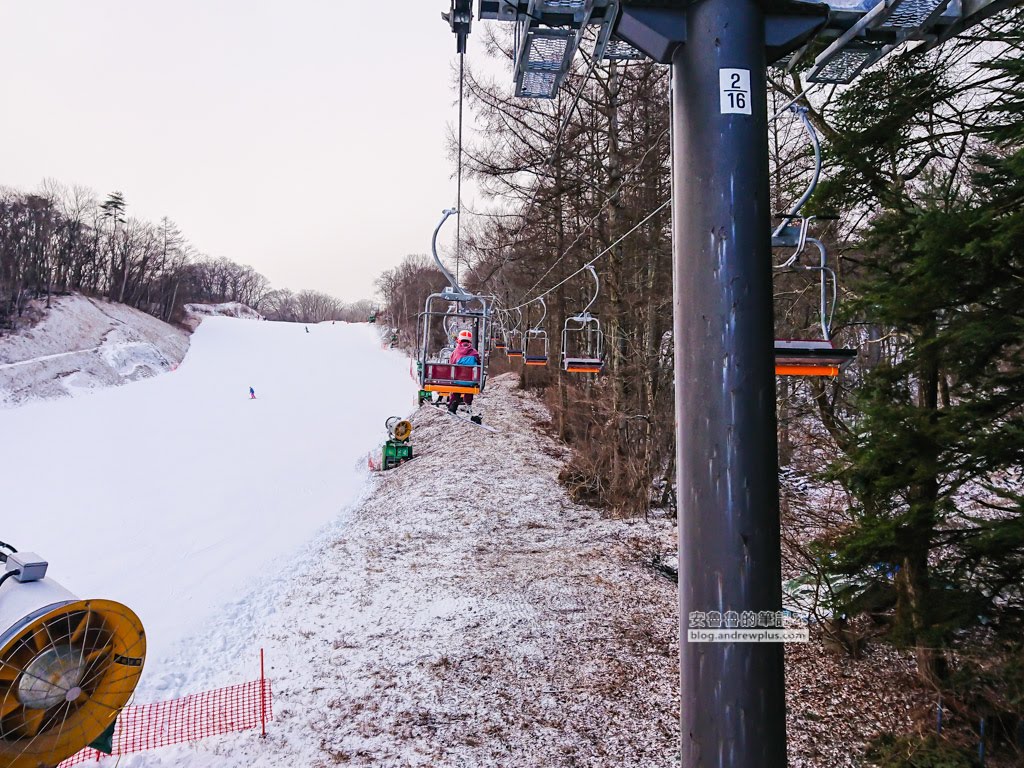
0;557;145;768
385;417;413;443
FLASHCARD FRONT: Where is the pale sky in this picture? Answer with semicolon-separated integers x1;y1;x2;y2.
0;1;497;303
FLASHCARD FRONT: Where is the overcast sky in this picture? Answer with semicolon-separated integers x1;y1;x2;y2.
0;1;498;303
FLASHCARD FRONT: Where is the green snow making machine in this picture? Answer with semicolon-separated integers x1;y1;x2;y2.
382;417;413;470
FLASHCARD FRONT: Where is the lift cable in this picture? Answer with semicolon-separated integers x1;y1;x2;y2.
443;0;472;284
500;125;670;310
499;96;822;312
481;43;606;283
456;50;466;284
504;197;671;314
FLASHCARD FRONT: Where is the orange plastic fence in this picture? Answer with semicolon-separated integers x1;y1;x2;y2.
58;677;273;766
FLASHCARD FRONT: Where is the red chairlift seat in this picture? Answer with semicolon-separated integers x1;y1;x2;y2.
416;209;491;398
422;362;483;395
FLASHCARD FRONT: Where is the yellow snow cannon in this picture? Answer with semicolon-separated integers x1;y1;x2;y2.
0;550;146;768
387;418;413;443
382;417;414;470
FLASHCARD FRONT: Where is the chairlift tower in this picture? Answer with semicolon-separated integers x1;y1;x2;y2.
472;1;1018;766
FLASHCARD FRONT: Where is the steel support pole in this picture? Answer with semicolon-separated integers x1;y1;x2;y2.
671;1;786;766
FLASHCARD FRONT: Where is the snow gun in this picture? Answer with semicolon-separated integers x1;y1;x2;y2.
0;540;145;768
382;417;414;470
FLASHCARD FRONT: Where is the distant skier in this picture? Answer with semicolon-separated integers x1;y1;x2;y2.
305;326;309;333
447;330;479;414
249;387;256;399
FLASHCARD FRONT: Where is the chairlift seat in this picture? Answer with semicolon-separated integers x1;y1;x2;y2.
423;362;483;394
524;326;549;367
564;357;604;374
417;211;491;398
774;339;855;377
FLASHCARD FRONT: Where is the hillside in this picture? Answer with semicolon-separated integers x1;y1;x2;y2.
0;294;189;407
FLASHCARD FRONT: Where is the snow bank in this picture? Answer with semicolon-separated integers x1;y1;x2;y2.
0;317;418;674
183;301;264;319
0;295;189;407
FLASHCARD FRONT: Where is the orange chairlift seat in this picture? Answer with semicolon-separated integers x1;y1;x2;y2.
491;307;508;350
772;230;856;378
771;106;856;378
775;339;856;377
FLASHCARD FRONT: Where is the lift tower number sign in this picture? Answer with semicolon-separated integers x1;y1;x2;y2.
720;68;752;115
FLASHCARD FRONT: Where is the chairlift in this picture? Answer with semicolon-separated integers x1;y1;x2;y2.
485;301;503;348
417;208;490;399
524;297;549;366
771;107;856;378
506;307;525;358
487;309;503;352
562;265;604;374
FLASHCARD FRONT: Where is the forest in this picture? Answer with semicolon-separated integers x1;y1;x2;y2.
0;182;370;328
374;10;1024;766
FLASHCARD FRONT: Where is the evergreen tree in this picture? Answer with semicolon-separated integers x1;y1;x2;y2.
810;20;1024;697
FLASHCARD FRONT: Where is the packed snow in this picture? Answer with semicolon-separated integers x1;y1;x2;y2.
0;315;417;672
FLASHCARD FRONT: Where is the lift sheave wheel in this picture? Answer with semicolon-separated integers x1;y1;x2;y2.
0;599;145;768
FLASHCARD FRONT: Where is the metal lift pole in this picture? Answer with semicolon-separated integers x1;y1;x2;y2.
481;1;1009;765
672;0;786;765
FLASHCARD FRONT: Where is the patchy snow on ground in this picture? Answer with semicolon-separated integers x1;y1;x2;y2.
116;374;680;768
0;317;417;673
0;294;189;407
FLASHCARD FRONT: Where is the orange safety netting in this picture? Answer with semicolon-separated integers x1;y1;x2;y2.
58;678;273;766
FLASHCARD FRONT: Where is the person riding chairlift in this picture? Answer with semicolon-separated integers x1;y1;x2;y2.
448;329;479;414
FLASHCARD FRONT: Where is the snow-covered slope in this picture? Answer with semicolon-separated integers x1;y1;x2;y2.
0;317;418;672
0;294;189;407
